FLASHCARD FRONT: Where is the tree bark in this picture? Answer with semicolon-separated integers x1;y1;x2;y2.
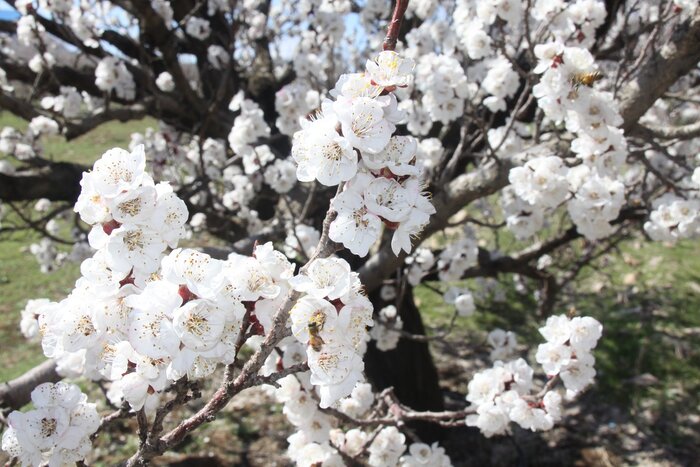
0;360;60;410
0;161;87;202
364;285;445;442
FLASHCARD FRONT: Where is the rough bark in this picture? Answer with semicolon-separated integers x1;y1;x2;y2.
0;360;60;410
619;7;700;130
365;284;445;442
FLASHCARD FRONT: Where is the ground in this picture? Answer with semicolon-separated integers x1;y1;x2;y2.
0;112;698;466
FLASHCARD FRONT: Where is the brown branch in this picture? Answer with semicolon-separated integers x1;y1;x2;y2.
618;7;700;130
630;120;700;140
63;103;151;140
359;141;559;292
147;379;196;443
91;402;133;441
0;88;41;120
0;360;60;411
0;161;87;203
382;0;409;51
248;362;310;389
323;387;476;429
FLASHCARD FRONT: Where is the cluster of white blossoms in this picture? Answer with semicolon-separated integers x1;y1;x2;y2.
155;72;175;92
277;374;344;466
644;193;700;242
15;15;56;73
185;16;211;40
277;373;454;467
507;43;628;241
367;426;408;466
40;86;82;119
74;145;187;283
291;50;435;257
284;224;321;259
126;120;278;237
95;56;136;101
466;314;601;437
487;328;518;361
369;304;403;352
406;53;472;129
405;247;436;286
227;93;274;174
0;124;47;161
437;235;479;281
1;383;99;466
443;286;476;317
12;141;389;465
399;442;453;467
288;257;374;407
275;81;322;137
277;377;374;465
28;116;59;137
17;147;304;412
28;237;90;274
535;314;603;397
481;55;520;113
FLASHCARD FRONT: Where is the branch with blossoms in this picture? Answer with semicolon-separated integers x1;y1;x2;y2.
2;0;700;466
1;37;604;467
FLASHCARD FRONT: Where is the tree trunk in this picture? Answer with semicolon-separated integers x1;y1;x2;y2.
364;284;445;442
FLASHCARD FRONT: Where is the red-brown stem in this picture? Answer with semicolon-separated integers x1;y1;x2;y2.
383;0;410;51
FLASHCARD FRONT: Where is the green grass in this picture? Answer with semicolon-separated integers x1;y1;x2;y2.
0;111;156;165
0;112;155;380
0;228;80;380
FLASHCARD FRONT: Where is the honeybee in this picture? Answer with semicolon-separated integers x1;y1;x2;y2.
307;311;326;352
570;71;603;89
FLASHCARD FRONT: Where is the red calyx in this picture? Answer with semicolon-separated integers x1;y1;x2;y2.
102;219;121;235
552;54;564;68
252;240;259;257
379;167;396;179
119;272;135;288
178;285;197;304
329;298;344;313
381;219;400;230
249;313;265;335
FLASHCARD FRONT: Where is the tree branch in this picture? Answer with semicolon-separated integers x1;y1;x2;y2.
0;161;87;202
63;103;151;140
383;0;409;51
618;7;700;130
630;120;700;140
359;142;558;292
0;360;60;411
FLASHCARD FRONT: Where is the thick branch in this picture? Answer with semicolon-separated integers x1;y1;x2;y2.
64;103;151;140
0;161;87;202
0;89;40;121
630;120;700;140
359;142;557;292
619;7;700;130
0;360;60;410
